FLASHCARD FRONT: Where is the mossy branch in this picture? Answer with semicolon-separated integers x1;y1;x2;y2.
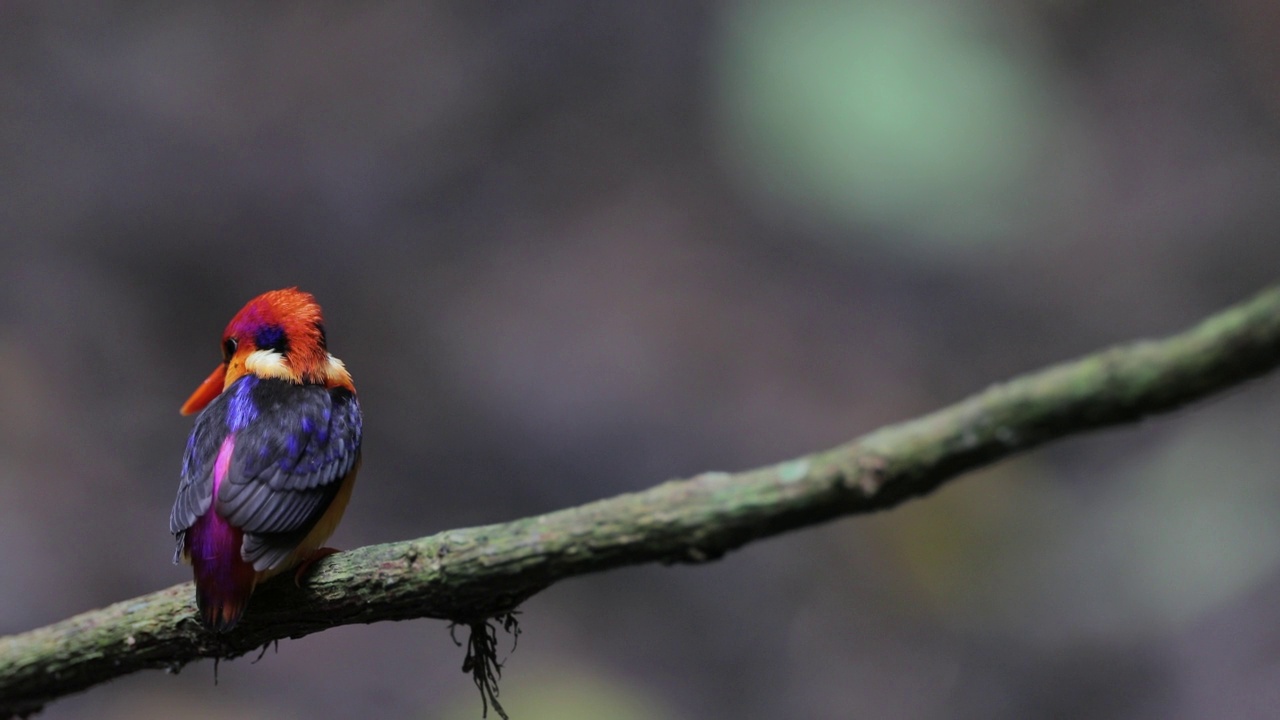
4;287;1280;717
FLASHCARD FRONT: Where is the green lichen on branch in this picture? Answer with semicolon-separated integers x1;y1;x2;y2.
3;286;1280;718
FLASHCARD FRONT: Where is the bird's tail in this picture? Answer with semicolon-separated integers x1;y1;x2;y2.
185;511;256;632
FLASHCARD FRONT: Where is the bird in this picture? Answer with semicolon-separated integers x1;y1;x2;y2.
170;288;362;632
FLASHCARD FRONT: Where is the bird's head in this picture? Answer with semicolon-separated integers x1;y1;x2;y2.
180;288;353;415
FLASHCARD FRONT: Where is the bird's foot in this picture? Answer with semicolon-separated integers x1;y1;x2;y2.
294;547;341;587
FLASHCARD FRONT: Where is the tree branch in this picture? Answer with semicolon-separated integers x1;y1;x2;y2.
4;286;1280;717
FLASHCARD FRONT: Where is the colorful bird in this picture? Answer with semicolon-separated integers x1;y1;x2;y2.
170;288;362;631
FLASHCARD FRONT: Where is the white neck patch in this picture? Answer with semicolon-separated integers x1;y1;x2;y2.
325;353;352;385
244;349;291;379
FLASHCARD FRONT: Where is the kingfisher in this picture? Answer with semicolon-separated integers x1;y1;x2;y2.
170;288;362;631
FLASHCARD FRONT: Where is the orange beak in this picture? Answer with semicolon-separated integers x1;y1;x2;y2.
181;363;228;416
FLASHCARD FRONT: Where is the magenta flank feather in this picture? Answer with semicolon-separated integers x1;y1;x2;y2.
185;436;256;631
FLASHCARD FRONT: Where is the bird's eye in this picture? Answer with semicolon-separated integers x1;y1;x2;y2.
222;337;238;362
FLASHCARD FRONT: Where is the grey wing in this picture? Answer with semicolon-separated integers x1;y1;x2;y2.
215;382;362;572
169;394;234;561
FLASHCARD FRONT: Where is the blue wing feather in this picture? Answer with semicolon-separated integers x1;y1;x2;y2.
170;375;362;571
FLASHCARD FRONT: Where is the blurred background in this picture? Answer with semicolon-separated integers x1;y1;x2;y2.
4;1;1280;718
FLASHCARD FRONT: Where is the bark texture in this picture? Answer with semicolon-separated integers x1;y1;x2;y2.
4;286;1280;718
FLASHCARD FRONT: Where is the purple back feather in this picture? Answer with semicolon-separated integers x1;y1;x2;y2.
186;435;256;631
